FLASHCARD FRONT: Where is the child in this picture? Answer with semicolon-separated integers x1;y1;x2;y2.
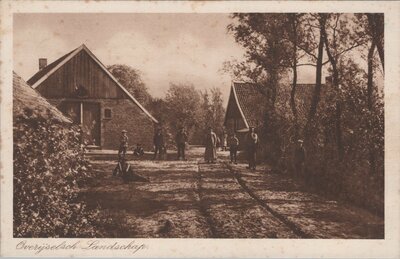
229;133;239;164
118;130;128;159
133;143;144;157
222;132;228;151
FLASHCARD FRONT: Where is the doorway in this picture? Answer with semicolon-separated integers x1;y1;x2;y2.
61;101;101;146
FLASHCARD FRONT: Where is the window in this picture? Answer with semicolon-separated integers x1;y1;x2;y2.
104;108;112;119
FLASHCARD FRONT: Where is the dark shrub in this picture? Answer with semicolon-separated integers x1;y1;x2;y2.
14;109;112;237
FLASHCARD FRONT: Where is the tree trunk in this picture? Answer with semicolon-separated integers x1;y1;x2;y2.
367;14;384;71
289;14;299;139
305;15;326;141
321;17;344;161
367;40;377;174
367;41;376;109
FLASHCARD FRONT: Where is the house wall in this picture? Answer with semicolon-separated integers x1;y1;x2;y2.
100;99;155;150
47;98;155;150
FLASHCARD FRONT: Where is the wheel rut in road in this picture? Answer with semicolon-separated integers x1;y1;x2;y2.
195;164;220;238
224;162;312;238
195;161;298;238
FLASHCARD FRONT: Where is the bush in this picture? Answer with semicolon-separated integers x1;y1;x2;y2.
13;108;112;237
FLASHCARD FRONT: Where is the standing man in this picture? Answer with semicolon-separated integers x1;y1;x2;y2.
246;127;259;170
176;127;188;160
153;128;164;160
294;139;306;176
118;130;129;159
204;127;218;163
229;133;239;164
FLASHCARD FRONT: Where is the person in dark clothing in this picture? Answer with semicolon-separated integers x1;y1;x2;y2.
113;157;149;182
246;127;259;170
175;127;188;160
118;130;128;159
113;154;125;177
133;143;144;157
294;139;306;176
153;129;164;160
121;161;149;183
229;133;239;164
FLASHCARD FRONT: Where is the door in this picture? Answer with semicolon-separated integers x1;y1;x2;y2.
61;102;81;124
82;103;101;146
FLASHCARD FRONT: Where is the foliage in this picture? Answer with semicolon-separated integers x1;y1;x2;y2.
161;83;226;145
201;88;225;136
164;83;201;139
227;13;384;215
108;64;152;107
13;109;118;237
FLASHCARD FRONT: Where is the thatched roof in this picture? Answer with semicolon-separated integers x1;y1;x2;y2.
13;71;72;124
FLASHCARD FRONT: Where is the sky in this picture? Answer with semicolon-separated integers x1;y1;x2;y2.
13;13;318;103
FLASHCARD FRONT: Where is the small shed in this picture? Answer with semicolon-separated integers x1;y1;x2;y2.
224;80;330;150
224;81;265;149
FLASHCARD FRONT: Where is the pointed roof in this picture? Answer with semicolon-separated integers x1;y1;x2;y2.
13;71;72;124
225;81;325;130
27;44;158;124
226;81;265;129
26;47;78;86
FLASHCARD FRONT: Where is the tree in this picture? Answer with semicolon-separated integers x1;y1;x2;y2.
209;87;225;136
107;64;152;106
228;13;292;106
354;13;384;174
164;83;201;141
226;13;384;213
366;14;384;70
303;14;327;143
228;13;294;163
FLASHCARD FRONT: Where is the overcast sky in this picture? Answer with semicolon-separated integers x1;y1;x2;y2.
14;13;318;103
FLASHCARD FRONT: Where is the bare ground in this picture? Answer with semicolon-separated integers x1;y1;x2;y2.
79;146;384;238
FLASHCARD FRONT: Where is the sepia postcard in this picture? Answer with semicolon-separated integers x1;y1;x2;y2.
1;0;399;258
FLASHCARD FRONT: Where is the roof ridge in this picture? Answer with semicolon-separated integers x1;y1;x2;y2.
26;44;158;124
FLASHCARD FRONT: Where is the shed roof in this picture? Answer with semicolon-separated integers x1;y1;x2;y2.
230;82;266;128
13;71;72;124
225;81;326;130
27;44;159;124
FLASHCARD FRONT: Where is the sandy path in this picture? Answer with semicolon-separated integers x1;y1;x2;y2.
80;147;383;238
225;163;384;238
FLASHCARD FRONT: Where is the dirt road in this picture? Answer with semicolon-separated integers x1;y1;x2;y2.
80;146;384;238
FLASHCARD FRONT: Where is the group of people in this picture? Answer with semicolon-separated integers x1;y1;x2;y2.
116;126;306;174
203;126;259;170
113;130;148;182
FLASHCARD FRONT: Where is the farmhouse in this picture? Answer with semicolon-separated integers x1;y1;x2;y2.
27;44;158;150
